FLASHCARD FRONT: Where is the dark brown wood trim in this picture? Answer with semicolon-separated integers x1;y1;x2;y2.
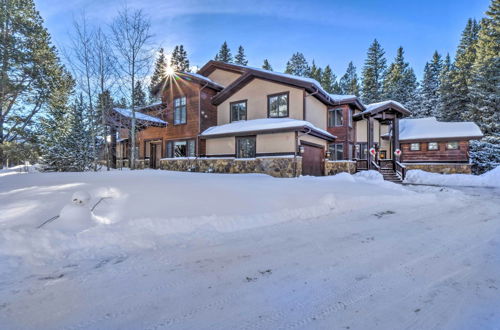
409;142;421;151
267;91;290;118
300;140;324;149
400;136;481;143
427;141;439;151
164;138;197;158
229;99;248;122
445;141;460;150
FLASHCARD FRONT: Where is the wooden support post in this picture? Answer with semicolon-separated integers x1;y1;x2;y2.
393;117;400;167
110;126;117;169
367;116;374;169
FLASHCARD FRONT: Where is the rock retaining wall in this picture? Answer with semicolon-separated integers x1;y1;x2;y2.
324;161;357;176
403;163;472;174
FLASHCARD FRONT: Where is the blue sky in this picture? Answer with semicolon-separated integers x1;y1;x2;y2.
36;0;491;79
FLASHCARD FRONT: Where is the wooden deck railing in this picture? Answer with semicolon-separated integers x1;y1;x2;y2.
355;159;368;170
395;161;406;181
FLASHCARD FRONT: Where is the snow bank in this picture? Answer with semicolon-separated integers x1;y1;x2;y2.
353;170;384;182
0;164;40;177
405;166;500;187
0;170;416;266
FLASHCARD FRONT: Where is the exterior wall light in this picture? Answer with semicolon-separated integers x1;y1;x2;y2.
299;145;305;154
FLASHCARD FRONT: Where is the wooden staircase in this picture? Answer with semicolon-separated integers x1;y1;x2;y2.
380;168;403;183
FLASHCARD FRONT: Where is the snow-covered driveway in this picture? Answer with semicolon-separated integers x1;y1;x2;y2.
0;170;499;329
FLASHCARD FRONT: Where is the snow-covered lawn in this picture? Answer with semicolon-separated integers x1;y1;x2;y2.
1;169;499;329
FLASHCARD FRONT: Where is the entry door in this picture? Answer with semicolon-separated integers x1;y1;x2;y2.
154;143;161;168
302;144;324;176
150;144;157;169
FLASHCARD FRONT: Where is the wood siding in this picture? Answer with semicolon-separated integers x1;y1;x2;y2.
400;141;469;162
327;104;356;159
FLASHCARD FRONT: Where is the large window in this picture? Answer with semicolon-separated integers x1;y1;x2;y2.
328;109;343;127
173;96;187;125
236;136;256;158
355;143;368;160
410;143;420;151
166;139;195;158
428;142;439;151
230;100;247;122
348;110;353;127
446;141;459;150
268;92;289;118
328;143;344;160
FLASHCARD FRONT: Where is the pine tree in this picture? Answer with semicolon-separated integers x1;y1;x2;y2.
214;41;233;63
469;0;500;134
284;52;310;77
339;62;360;96
441;19;480;122
235;45;248;65
320;65;341;94
262;59;273;71
416;51;443;118
149;48;167;99
309;60;323;82
438;54;455;121
361;39;387;104
171;45;190;72
382;47;418;112
133;81;147;107
66;94;93;171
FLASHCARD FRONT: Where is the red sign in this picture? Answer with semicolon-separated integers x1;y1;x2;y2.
394;149;402;156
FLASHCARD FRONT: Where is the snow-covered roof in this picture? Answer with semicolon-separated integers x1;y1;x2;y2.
364;100;406;113
329;94;357;102
113;108;167;125
399;117;483;141
182;72;224;88
201;118;336;140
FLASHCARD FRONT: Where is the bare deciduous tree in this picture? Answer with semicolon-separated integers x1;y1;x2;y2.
110;6;153;170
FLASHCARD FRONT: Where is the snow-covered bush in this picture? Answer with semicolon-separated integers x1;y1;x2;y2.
470;134;500;174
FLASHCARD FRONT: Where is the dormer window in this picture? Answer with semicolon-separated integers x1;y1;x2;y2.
230;100;247;122
268;92;289;118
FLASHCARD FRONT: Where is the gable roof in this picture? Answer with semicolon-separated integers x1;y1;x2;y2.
151;71;224;96
399;117;483;141
354;100;411;119
198;61;365;110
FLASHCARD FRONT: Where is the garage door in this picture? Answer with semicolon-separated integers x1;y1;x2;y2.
302;144;324;176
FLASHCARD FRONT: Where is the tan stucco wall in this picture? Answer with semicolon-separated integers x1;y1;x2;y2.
217;78;305;125
206;136;235;155
207;69;242;87
356;119;367;142
373;120;380;144
299;134;328;149
305;95;327;129
257;132;296;153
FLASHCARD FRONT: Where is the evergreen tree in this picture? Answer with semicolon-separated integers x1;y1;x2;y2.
214;41;233;63
339;62;361;96
149;48;167;96
320;65;341;94
361;39;387;104
132;81;147;107
382;47;418;112
234;45;248;65
170;45;190;72
65;94;93;171
416;51;443;118
262;59;273;71
470;135;500;174
469;0;500;134
442;19;480;121
438;54;456;121
284;52;310;77
309;60;323;82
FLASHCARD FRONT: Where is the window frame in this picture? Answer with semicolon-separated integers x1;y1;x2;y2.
445;141;459;150
230;99;248;122
236;136;257;158
267;92;289;118
328;108;344;127
355;143;368;160
328;143;344;161
348;109;353;127
410;142;420;151
173;96;187;125
165;139;196;158
427;142;439;151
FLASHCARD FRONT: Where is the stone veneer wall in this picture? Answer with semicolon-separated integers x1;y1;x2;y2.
160;157;302;178
403;163;472;174
324;161;357;176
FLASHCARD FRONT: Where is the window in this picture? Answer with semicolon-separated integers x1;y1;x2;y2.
268;92;289;118
355;143;368;160
165;139;195;158
328;143;344;160
446;141;459;150
236;136;256;158
410;143;420;151
173;96;187;125
328;109;343;127
348;110;353;127
230;100;247;122
428;142;439;151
